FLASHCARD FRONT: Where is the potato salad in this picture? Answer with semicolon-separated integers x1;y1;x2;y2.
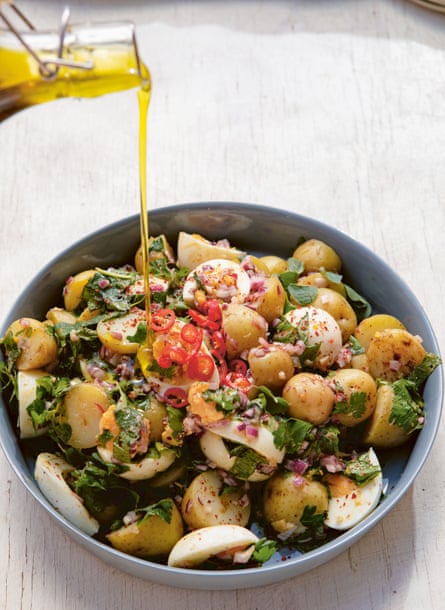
0;231;440;569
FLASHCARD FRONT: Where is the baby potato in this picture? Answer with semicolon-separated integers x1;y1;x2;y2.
350;353;369;373
107;500;184;559
366;328;426;381
243;254;271;275
248;344;295;391
181;470;250;529
5;317;58;370
63;269;96;311
63;382;111;449
46;307;77;327
222;303;268;359
330;368;377;427
310;287;357;342
97;308;147;354
282;372;335;425
362;383;412;448
254;276;286;322
259;255;288;275
292;239;342;273
354;314;406;351
298;272;346;297
263;473;328;535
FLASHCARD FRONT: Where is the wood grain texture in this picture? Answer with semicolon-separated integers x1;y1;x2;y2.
1;1;445;609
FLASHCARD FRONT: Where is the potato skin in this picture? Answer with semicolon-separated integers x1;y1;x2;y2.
354;314;406;351
63;269;96;311
263;473;328;534
259;255;288;275
254;276;286;322
282;372;335;425
63;382;111;449
292;239;342;273
366;328;426;381
330;368;377;427
107;501;184;558
181;470;250;529
362;383;412;448
310;287;357;343
6;317;58;370
248;344;295;391
222;303;268;359
298;272;346;296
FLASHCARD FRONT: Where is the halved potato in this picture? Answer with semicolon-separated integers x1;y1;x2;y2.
107;500;183;558
177;231;244;270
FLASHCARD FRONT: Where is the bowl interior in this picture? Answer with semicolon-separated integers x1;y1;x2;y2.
0;202;442;590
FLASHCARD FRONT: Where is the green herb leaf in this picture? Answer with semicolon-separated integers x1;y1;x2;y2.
252;386;288;415
407;353;441;388
229;445;267;480
126;323;147;344
389;379;424;433
344;452;381;485
252;538;278;564
333;391;367;419
203;387;242;414
273;418;313;453
287;284;318;306
347;335;365;356
138;498;174;524
299;504;327;537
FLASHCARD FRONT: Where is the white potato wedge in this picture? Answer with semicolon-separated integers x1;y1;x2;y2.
199;430;270;481
205;419;285;466
34;452;99;535
168;524;258;568
17;369;49;439
97;446;176;481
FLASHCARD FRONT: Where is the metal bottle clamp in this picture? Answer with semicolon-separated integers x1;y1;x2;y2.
0;1;95;79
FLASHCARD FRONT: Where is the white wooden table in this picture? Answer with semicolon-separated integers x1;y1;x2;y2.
1;1;445;608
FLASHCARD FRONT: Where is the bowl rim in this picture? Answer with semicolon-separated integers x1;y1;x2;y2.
0;201;443;589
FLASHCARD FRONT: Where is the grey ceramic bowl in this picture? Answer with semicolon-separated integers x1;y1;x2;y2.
0;202;442;590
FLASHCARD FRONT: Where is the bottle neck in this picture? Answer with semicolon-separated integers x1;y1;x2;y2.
0;22;150;121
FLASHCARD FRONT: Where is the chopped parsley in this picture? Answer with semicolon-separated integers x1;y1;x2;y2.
333;390;367;419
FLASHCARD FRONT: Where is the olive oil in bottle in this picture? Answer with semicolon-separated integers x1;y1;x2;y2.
0;22;150;121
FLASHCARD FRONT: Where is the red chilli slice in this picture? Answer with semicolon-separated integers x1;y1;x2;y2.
162;387;188;408
224;371;251;393
187;352;216;381
151;308;176;332
180;323;203;350
229;358;248;376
